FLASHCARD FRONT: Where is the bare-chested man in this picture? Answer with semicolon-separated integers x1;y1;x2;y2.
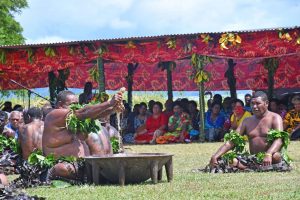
19;107;44;160
210;91;284;170
43;90;122;179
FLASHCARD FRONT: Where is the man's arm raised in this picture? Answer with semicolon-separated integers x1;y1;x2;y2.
75;92;122;120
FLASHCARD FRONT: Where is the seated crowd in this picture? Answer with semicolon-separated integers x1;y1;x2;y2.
0;89;299;183
120;93;300;144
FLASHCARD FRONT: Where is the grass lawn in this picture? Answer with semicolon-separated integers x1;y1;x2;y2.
20;142;300;200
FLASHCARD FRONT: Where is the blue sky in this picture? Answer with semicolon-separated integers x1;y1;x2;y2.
15;0;300;44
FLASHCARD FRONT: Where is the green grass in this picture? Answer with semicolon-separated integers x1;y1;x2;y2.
19;142;300;200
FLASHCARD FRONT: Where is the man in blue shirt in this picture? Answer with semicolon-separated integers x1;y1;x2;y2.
3;111;22;139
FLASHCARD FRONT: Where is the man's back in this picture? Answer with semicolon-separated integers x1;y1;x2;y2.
20;120;44;159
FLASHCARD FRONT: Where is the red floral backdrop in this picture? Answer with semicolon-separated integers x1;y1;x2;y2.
0;27;300;90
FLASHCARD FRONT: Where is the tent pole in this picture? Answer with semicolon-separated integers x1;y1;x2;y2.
167;62;173;101
97;57;105;93
127;63;133;108
198;82;205;141
28;90;31;109
225;59;237;99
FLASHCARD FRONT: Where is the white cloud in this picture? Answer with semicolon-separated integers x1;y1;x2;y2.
110;18;135;29
15;0;300;43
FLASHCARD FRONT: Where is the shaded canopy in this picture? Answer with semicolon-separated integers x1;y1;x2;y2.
0;26;300;90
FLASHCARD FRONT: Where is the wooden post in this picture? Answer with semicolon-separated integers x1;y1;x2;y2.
97;57;105;93
127;63;138;108
48;71;56;106
27;90;31;109
225;59;237;99
167;62;173;101
198;82;205;141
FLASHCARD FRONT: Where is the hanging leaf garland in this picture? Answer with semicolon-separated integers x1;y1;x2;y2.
26;48;35;63
88;65;100;83
189;53;212;84
0;50;6;64
44;47;56;57
166;38;176;49
263;58;279;72
91;92;109;104
219;33;242;50
97;44;108;57
200;34;213;44
125;41;136;49
278;29;293;42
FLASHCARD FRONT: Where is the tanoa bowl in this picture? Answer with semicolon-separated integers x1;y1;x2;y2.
84;153;173;185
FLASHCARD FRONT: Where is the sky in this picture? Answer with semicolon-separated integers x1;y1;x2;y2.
14;0;300;44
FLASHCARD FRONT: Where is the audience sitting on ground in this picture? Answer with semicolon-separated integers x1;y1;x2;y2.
188;100;200;140
156;101;191;144
213;94;223;105
244;93;252;112
0;111;8;134
205;102;225;142
1;89;299;149
134;102;167;144
3;111;22;139
1;101;13;113
147;100;155;115
41;103;53;120
79;82;93;105
283;94;300;140
230;99;252;130
163;99;174;119
126;103;139;137
269;98;286;119
134;102;148;132
120;103;130;135
13;104;23;111
222;97;233;119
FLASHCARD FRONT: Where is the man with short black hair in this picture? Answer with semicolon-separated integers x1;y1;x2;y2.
43;90;123;180
19;107;44;159
210;91;287;171
244;93;252;112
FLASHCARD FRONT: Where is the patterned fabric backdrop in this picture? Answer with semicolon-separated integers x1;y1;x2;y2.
0;27;300;90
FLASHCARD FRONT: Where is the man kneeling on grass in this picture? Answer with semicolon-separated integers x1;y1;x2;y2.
208;91;291;173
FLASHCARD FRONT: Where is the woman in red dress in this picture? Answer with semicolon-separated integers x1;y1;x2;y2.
134;102;168;144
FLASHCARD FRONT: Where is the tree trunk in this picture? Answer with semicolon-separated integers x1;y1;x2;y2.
97;57;105;93
225;59;237;99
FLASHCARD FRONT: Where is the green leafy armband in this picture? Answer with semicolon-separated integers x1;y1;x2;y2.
267;129;291;164
267;129;290;149
224;130;247;153
66;103;100;135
